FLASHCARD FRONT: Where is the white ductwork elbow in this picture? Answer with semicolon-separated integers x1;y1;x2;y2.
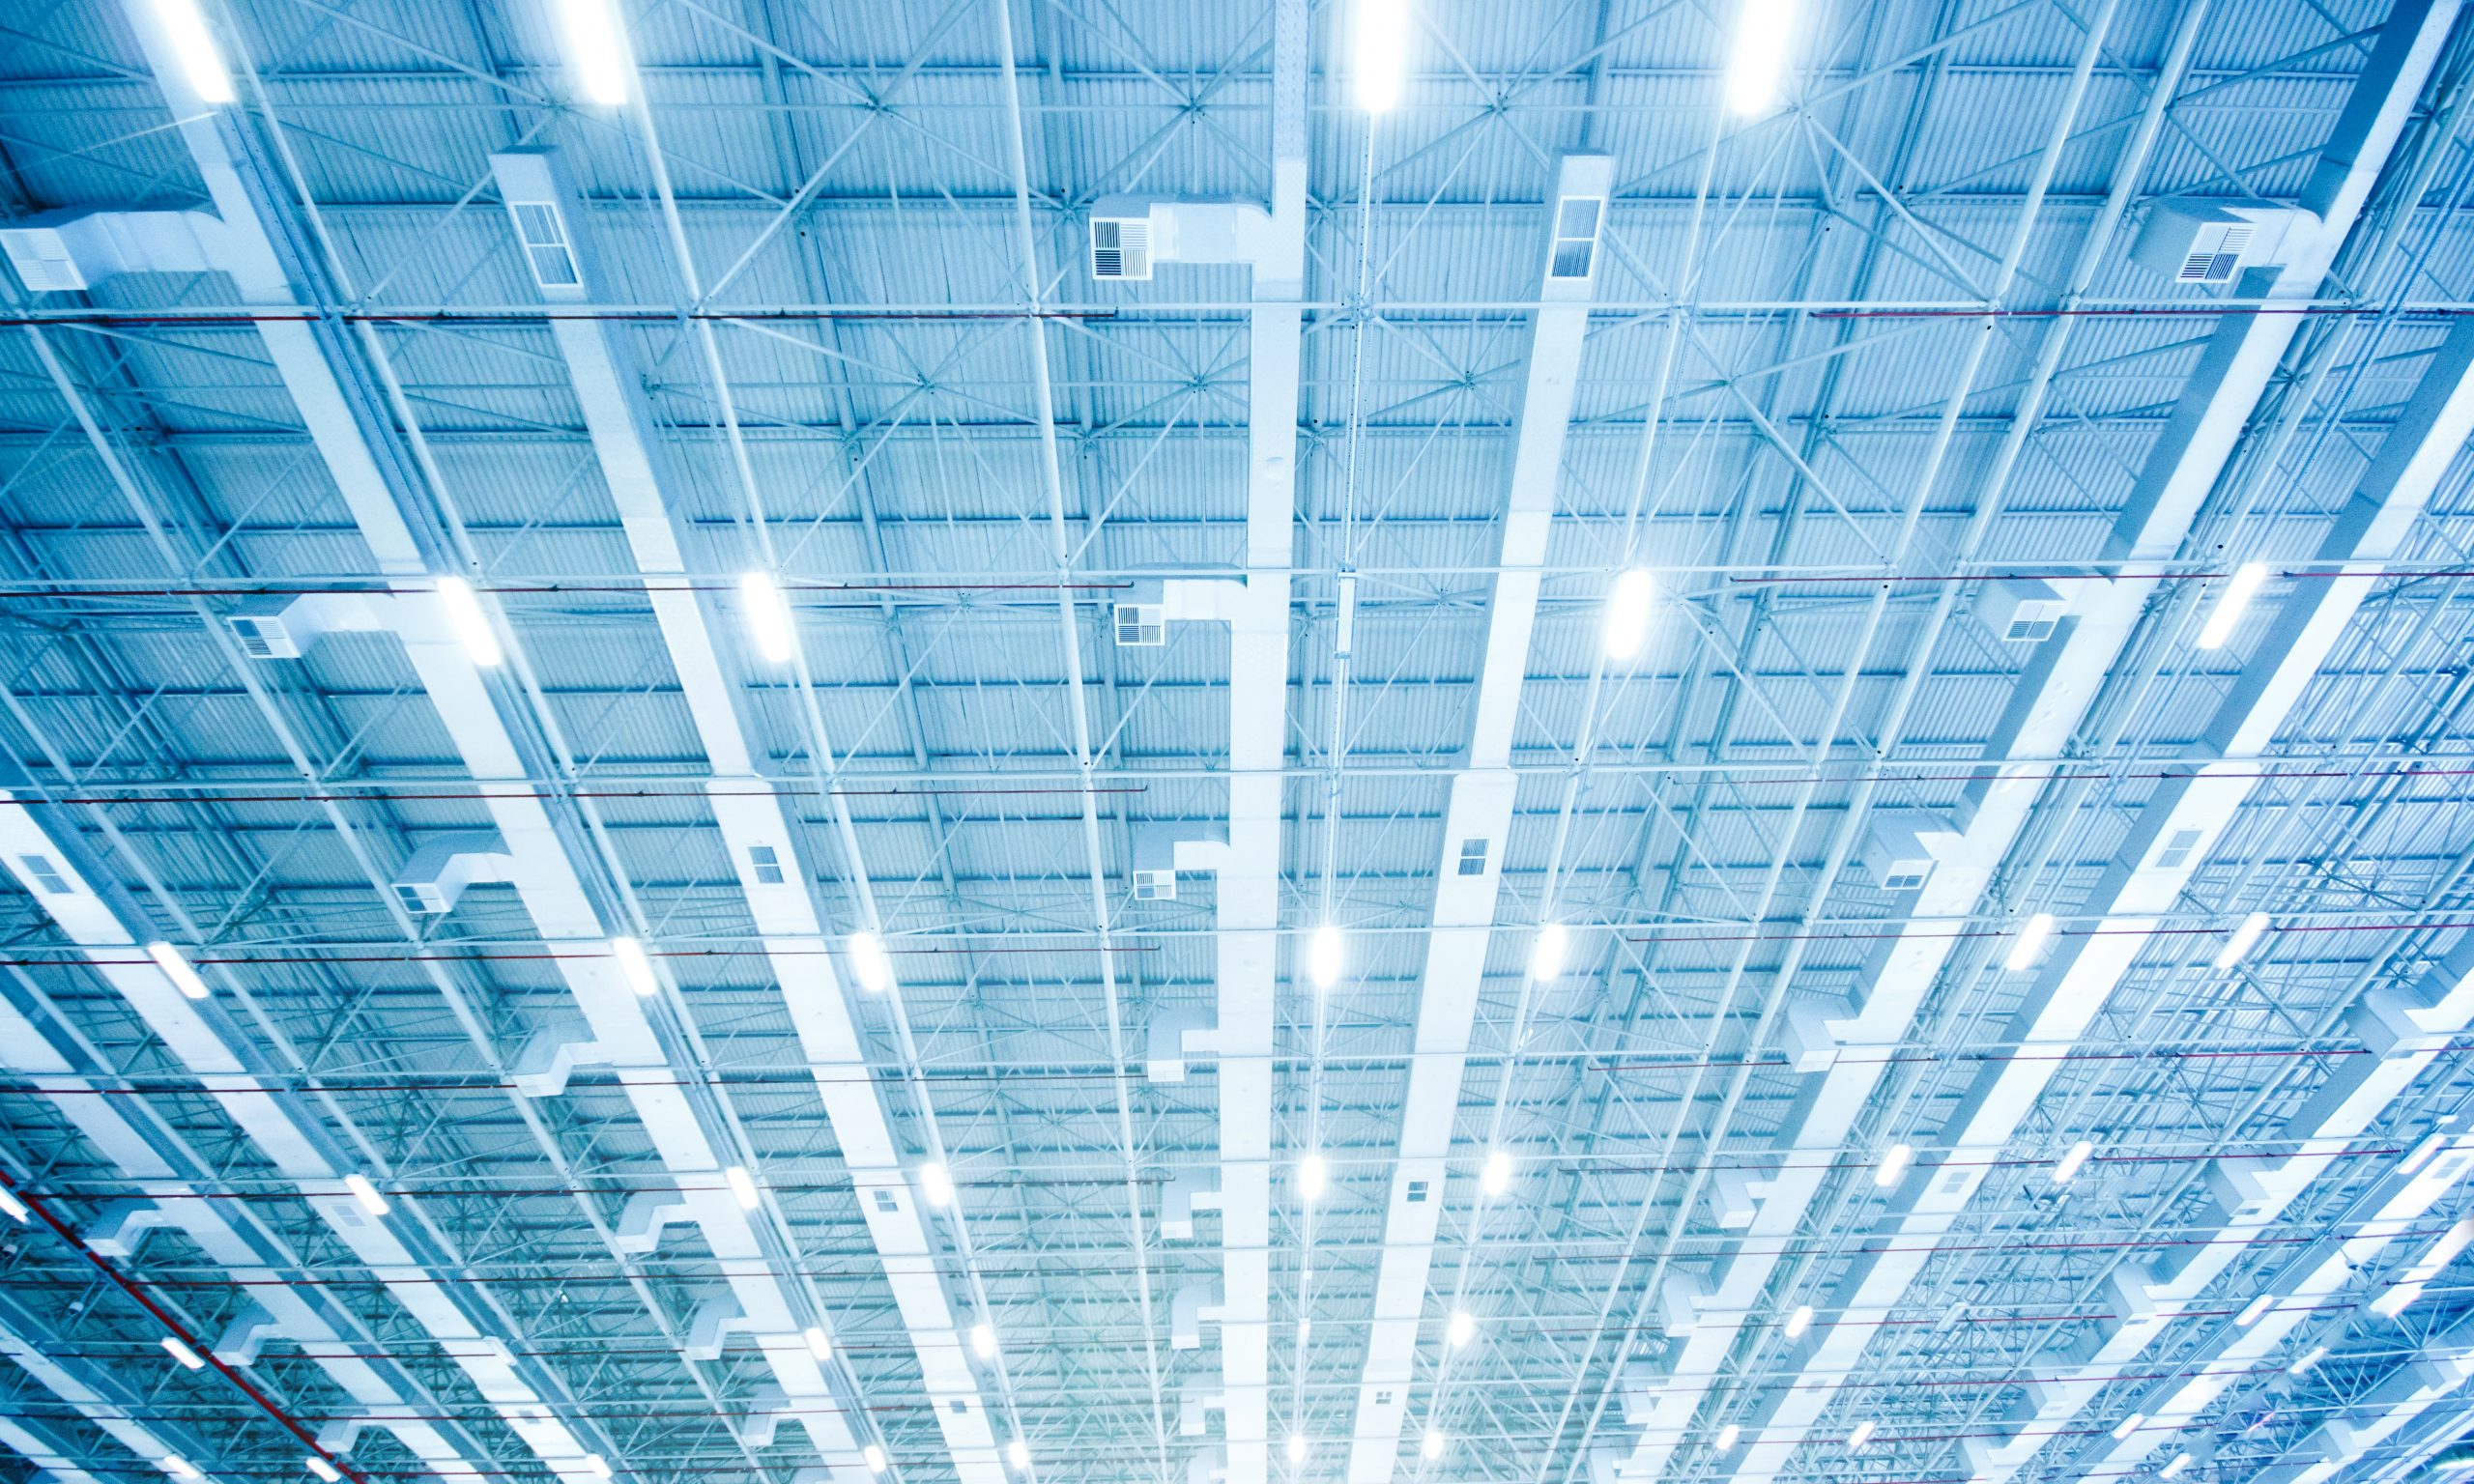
1171;1281;1225;1350
1132;823;1231;902
226;592;383;661
615;1191;692;1254
509;1016;618;1099
81;1199;171;1258
1187;1445;1229;1484
1161;1169;1223;1241
1779;994;1857;1074
390;833;516;917
685;1289;752;1361
1178;1383;1228;1437
1147;1007;1216;1083
0;209;236;292
212;1303;286;1367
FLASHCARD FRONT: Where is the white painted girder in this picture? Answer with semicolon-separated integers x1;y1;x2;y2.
1342;153;1612;1484
489;143;1006;1484
1613;8;2460;1483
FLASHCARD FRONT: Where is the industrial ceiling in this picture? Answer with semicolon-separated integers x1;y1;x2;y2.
1;3;2473;1484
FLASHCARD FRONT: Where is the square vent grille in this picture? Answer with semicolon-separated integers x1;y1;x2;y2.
1090;215;1152;281
0;228;83;293
1114;601;1165;646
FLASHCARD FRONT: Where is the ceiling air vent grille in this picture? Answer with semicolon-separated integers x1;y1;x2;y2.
2155;827;2206;870
511;201;581;290
1114;601;1165;646
1090;215;1152;281
2179;223;2253;283
0;228;84;293
1545;195;1604;281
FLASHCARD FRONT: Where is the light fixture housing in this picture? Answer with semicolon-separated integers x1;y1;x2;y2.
1783;1302;1812;1339
149;0;237;103
2053;1139;2094;1184
343;1173;389;1216
1601;568;1654;660
1309;923;1344;989
919;1161;955;1208
971;1322;997;1359
1714;1423;1740;1452
435;576;503;668
1529;922;1568;982
306;1458;343;1483
162;1335;206;1370
1006;1439;1031;1471
1446;1309;1476;1348
2214;911;2270;969
0;1186;24;1222
1286;1435;1309;1464
583;1455;613;1481
557;0;633;106
1846;1419;1877;1451
804;1326;833;1360
1723;0;1797;116
2197;560;2269;649
1874;1142;1913;1188
1422;1430;1446;1460
1298;1153;1328;1201
147;941;213;1001
848;930;892;993
2112;1413;2146;1441
1353;0;1410;113
2288;1345;2328;1376
1481;1149;1513;1197
164;1458;202;1482
610;936;659;998
2005;911;2056;971
739;571;798;664
2235;1294;2273;1327
864;1445;889;1475
2161;1454;2192;1480
724;1164;761;1210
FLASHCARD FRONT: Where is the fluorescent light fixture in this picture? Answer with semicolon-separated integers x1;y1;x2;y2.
971;1322;997;1359
2197;561;2269;649
1422;1430;1446;1461
2054;1139;2093;1184
2005;911;2056;971
343;1173;388;1216
919;1161;954;1208
1481;1149;1513;1198
1846;1419;1876;1451
1601;568;1654;660
1353;0;1410;113
2214;911;2270;970
2235;1294;2273;1327
1529;922;1568;982
1723;0;1797;116
2370;1282;2415;1320
1006;1440;1030;1471
724;1164;760;1210
1446;1309;1476;1349
163;1335;206;1370
2112;1413;2145;1441
863;1446;888;1475
584;1456;613;1481
2288;1345;2328;1376
558;0;632;106
739;571;798;664
2161;1454;2192;1480
1298;1153;1328;1201
148;941;213;1001
804;1327;832;1360
1286;1436;1309;1464
610;936;658;998
1714;1424;1740;1452
1783;1303;1812;1339
0;1186;26;1223
434;577;503;667
165;1459;202;1482
307;1458;343;1483
149;0;236;104
848;930;891;993
1874;1143;1913;1188
2402;1131;2449;1176
1309;923;1344;989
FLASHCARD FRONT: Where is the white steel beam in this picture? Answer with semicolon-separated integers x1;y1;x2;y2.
1342;153;1612;1484
1612;7;2460;1482
487;143;1006;1484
